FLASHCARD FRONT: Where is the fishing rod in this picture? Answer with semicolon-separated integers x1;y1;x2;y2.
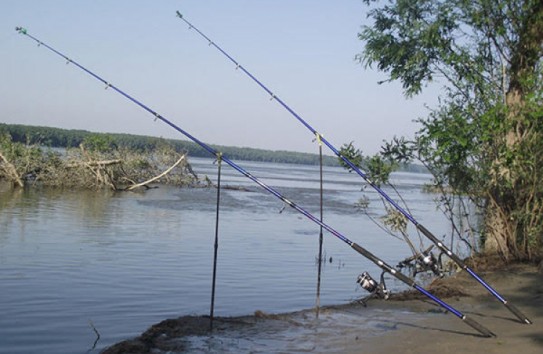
174;12;532;325
15;26;495;338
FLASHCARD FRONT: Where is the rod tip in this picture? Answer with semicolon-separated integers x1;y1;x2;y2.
15;26;27;34
176;11;182;18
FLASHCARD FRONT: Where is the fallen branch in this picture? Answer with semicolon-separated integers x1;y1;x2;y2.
65;159;122;168
88;319;101;350
125;154;186;191
0;151;24;187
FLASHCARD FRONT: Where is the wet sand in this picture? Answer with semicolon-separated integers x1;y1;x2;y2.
103;263;542;353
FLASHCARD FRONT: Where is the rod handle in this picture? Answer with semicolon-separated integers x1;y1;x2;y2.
462;316;496;338
504;302;533;324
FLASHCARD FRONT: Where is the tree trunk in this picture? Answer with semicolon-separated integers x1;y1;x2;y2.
482;2;543;261
484;196;515;261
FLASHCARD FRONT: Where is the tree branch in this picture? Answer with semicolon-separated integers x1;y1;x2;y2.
125;154;186;191
0;151;24;187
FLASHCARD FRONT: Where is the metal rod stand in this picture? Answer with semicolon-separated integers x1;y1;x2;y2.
210;153;222;330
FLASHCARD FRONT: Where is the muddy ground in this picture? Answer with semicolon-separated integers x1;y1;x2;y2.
103;262;542;353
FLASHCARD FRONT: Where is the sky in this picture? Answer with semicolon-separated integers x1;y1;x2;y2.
1;0;438;156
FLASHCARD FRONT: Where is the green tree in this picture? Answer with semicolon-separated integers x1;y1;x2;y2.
82;134;117;154
358;0;543;261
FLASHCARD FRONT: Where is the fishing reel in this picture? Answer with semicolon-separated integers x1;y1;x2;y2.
417;251;444;278
356;271;390;306
397;246;444;278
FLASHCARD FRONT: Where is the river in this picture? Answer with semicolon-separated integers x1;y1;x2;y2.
0;157;451;353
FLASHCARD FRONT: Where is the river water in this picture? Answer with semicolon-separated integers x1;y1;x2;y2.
0;157;450;353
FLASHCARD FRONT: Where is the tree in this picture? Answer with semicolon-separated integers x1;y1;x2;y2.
358;0;543;261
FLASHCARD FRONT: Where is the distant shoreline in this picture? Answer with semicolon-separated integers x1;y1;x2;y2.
0;122;428;172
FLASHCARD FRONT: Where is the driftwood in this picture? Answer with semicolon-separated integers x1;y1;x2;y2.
0;138;193;190
65;159;122;168
125;154;187;191
0;151;24;187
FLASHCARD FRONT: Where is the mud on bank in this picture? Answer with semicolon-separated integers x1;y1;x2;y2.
103;263;542;353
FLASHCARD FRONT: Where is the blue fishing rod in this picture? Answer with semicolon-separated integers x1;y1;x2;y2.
174;12;532;325
15;26;496;337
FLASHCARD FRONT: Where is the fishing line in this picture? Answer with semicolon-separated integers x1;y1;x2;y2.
174;11;437;257
15;26;495;337
174;13;532;325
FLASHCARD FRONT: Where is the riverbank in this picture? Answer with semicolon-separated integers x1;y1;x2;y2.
103;262;542;353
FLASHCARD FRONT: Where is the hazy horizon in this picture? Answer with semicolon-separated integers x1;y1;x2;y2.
1;0;438;157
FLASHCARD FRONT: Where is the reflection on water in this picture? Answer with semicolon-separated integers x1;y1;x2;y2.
0;158;448;354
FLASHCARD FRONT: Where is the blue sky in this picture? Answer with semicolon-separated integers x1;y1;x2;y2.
1;0;437;156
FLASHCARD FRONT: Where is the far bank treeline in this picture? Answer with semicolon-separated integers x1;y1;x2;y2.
0;123;335;166
0;123;427;172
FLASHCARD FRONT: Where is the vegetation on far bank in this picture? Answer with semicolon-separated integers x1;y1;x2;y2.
0;123;427;173
0;124;428;190
0;123;338;166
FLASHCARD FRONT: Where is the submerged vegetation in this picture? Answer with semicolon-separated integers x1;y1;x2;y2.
0;132;197;190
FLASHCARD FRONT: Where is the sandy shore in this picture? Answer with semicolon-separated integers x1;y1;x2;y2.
357;263;542;354
103;263;542;353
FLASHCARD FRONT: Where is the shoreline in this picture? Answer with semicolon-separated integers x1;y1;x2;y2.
103;263;542;353
358;263;542;354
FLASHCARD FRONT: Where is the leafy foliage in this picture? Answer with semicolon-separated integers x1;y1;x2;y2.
338;142;363;172
338;142;397;186
83;134;117;154
365;154;397;187
337;140;417;247
0;133;46;185
359;0;543;261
